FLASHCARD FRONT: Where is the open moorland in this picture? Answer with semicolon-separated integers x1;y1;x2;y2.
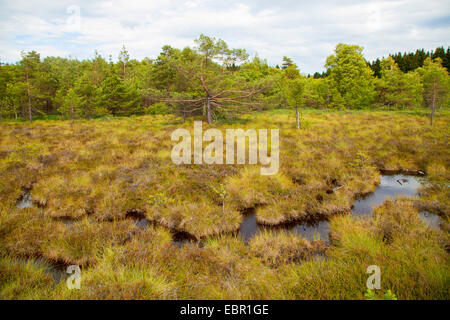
0;109;449;299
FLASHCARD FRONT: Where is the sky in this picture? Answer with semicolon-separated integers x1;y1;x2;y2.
0;0;449;74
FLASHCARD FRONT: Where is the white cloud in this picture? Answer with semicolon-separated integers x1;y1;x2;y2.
0;0;448;73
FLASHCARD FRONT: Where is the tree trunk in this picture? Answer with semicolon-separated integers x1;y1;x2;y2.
206;96;212;124
26;67;32;123
430;82;436;126
71;102;74;123
296;105;300;129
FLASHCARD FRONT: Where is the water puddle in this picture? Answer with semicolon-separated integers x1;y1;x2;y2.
352;174;422;216
240;210;259;242
238;174;432;242
126;215;197;247
419;211;442;230
61;218;75;226
16;191;33;209
286;220;330;242
173;231;198;248
122;174;439;246
44;264;69;284
239;211;330;242
240;212;330;242
126;209;146;220
134;218;149;228
12;258;68;284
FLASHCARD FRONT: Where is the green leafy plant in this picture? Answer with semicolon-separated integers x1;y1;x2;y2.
212;183;227;214
383;290;398;300
365;289;398;300
144;103;172;115
349;151;376;170
364;289;377;300
147;192;175;207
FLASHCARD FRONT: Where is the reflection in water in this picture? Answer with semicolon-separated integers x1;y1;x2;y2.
238;174;427;242
419;211;441;230
135;218;149;228
17;191;33;209
239;212;330;242
173;231;198;248
44;264;68;284
240;212;259;242
14;258;68;284
289;221;330;242
352;175;421;216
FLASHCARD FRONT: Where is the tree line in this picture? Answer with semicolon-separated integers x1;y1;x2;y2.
368;47;450;77
0;35;448;125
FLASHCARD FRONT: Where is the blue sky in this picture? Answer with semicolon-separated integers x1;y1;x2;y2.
0;0;449;74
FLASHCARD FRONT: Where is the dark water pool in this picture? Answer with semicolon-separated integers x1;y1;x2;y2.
135;218;149;228
131;218;198;247
16;191;33;209
123;175;440;245
14;258;68;284
239;210;331;242
238;174;432;242
240;212;331;242
44;264;68;284
240;211;259;242
419;211;442;230
352;174;421;216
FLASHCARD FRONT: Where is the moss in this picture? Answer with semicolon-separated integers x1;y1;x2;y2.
0;110;448;299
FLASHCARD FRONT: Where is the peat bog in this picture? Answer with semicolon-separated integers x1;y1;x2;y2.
237;173;442;242
1;111;449;299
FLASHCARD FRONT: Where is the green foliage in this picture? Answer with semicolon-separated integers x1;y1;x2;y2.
365;289;398;300
376;56;423;109
287;77;305;107
212;183;227;200
369;46;450;74
97;68;141;116
325;44;375;108
383;290;398;300
0;143;48;170
147;193;175;207
418;58;449;109
364;288;377;300
144;103;172;115
281;56;294;70
1;42;449;121
118;45;130;79
57;88;82;119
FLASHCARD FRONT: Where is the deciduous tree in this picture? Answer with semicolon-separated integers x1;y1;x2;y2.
418;58;449;125
325;44;375;109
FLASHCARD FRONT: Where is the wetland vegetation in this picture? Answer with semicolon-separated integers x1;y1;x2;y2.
0;35;449;300
0;110;449;299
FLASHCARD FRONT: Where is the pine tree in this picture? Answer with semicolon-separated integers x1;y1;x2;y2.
98;66;141;116
417;57;449;125
281;56;294;70
19;51;40;122
376;56;422;109
58;88;81;120
118;45;130;80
